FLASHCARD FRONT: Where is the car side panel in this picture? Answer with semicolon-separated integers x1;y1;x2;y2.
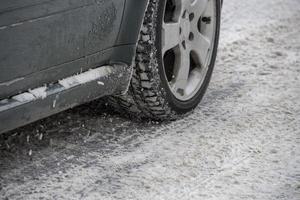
0;0;152;134
0;0;125;98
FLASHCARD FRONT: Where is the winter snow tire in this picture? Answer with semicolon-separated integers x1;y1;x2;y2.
108;0;221;120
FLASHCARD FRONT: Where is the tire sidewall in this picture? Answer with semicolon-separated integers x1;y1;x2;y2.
156;0;221;114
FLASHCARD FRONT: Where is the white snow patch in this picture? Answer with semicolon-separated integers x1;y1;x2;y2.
53;99;57;108
97;81;104;85
12;93;35;102
29;86;47;99
59;66;112;89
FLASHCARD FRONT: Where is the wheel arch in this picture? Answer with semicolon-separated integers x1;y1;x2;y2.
115;0;149;46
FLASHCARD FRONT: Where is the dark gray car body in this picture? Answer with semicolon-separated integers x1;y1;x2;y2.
0;0;148;134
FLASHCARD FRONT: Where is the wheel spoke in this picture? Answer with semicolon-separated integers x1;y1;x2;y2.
162;22;181;53
182;0;193;9
172;45;191;91
191;32;211;66
191;0;209;18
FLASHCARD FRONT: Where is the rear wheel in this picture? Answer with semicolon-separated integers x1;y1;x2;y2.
109;0;221;120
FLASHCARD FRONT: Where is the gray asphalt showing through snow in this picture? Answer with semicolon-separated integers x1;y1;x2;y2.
0;0;300;199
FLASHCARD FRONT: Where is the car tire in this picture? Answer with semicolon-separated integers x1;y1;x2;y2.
108;0;221;120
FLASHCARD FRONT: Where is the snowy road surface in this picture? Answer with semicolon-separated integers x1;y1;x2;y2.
1;0;300;199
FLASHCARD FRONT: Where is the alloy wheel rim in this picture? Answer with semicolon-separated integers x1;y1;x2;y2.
162;0;216;101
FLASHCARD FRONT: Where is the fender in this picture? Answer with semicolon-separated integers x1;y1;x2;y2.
115;0;149;46
109;0;149;65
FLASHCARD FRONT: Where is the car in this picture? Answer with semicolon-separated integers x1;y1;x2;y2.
0;0;221;134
